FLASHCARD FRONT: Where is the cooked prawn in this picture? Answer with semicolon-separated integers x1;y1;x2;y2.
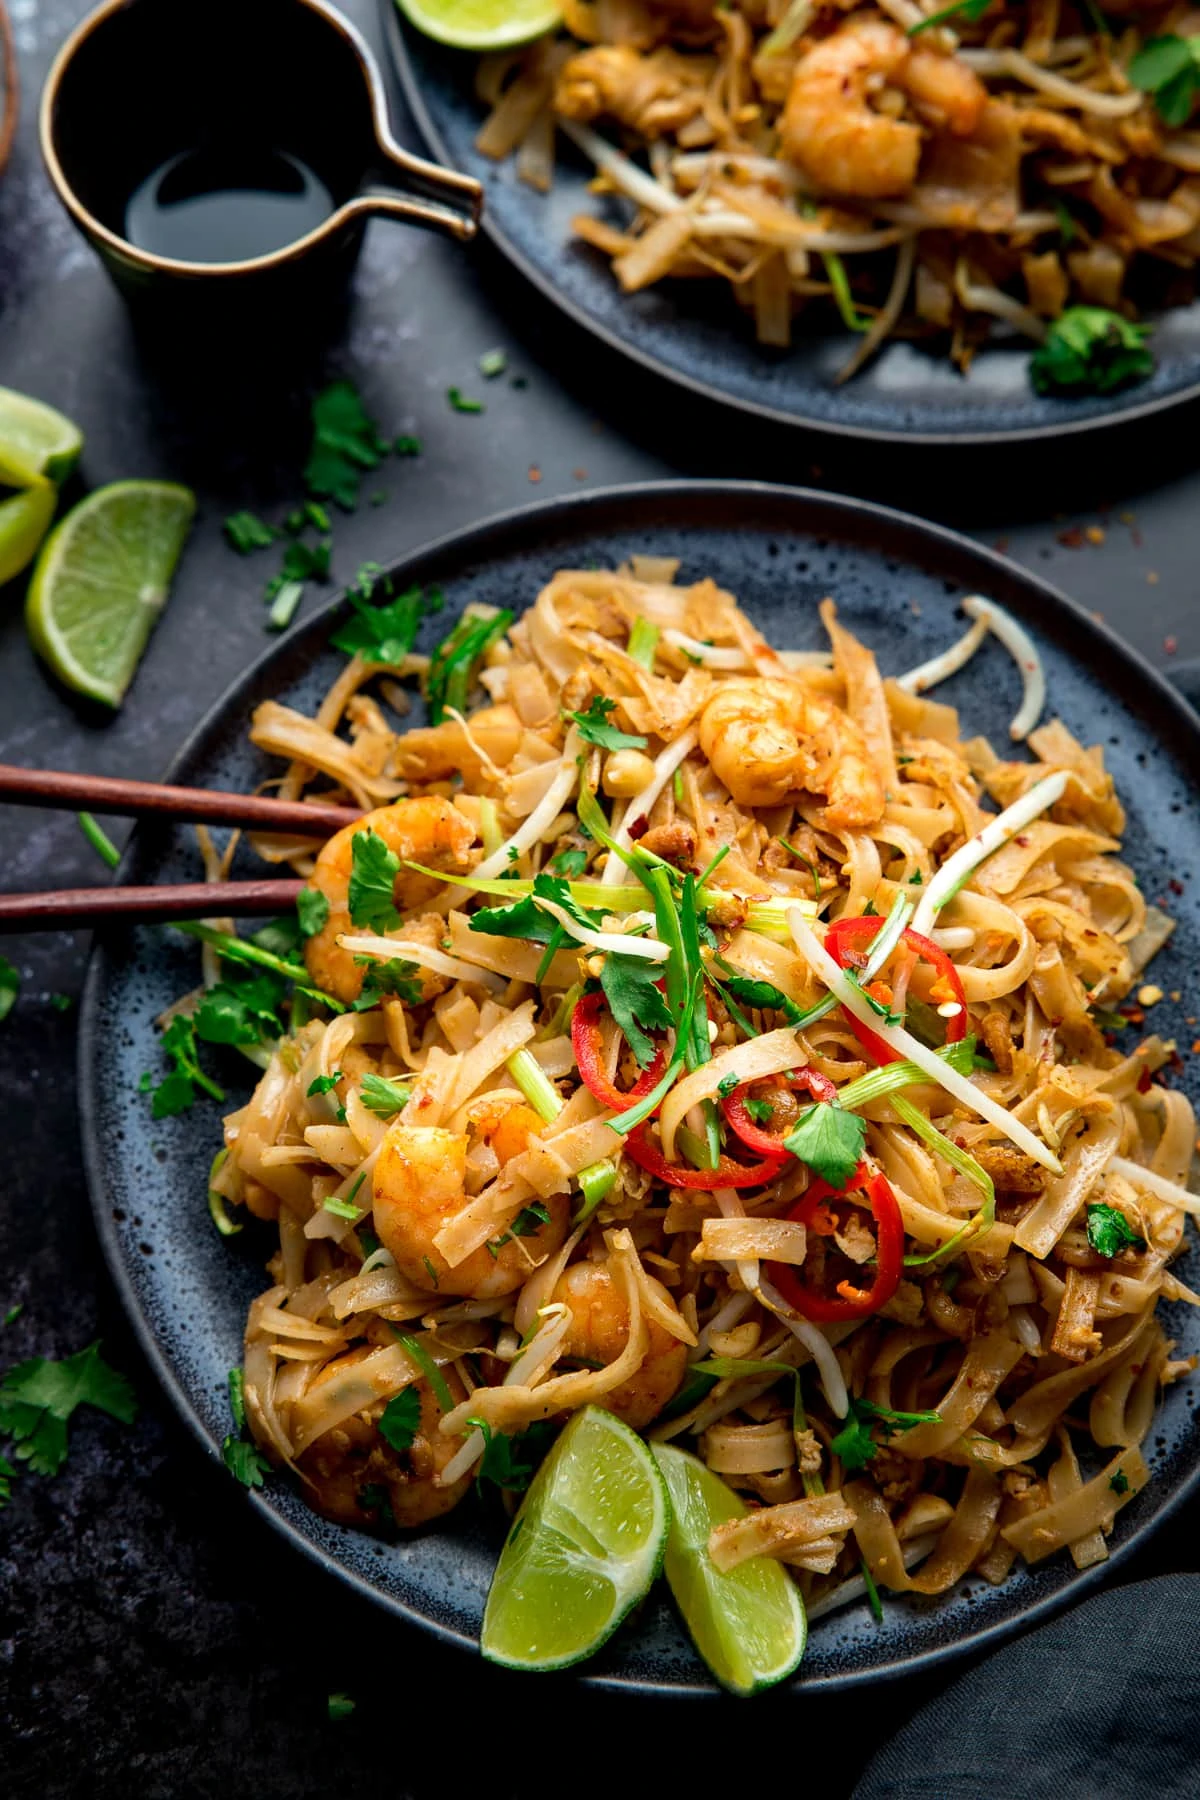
297;1352;472;1529
553;1259;689;1428
699;677;885;828
303;796;477;1004
373;1102;570;1297
779;19;985;201
556;45;710;138
781;19;920;200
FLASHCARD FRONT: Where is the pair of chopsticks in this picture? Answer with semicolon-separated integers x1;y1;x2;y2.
0;762;360;933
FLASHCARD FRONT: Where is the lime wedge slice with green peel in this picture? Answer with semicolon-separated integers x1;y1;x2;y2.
0;480;58;589
25;480;196;708
0;387;84;487
653;1444;807;1695
481;1405;670;1671
395;0;561;52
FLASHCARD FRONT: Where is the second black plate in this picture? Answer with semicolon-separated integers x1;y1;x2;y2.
382;0;1200;445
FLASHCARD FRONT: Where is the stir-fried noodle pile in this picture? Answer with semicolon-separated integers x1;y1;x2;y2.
472;1;1200;378
210;562;1195;1617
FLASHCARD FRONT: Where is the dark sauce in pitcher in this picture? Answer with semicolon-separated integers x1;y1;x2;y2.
123;145;334;264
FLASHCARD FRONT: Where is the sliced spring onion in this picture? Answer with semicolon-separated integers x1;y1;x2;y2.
788;908;1062;1174
895;614;990;695
909;771;1069;939
960;597;1046;740
891;1094;996;1266
208;1147;242;1238
396;1332;454;1413
477;797;504;858
506;1048;562;1123
427;605;513;725
627;616;660;670
835;1040;978;1111
744;894;821;942
859;895;914;981
402;859;647;914
573;1158;618;1225
78;810;121;869
600;726;699;888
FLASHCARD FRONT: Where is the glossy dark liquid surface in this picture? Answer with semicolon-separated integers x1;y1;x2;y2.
123;146;334;263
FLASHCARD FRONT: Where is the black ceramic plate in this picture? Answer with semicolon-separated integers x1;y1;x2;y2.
80;481;1200;1693
380;0;1200;446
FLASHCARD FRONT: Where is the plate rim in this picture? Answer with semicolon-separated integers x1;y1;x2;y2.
79;476;1200;1696
378;0;1200;449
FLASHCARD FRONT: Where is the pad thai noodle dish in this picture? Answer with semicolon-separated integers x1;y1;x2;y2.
189;561;1197;1687
466;0;1200;388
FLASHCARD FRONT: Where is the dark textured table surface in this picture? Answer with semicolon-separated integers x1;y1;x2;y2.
2;3;1198;1795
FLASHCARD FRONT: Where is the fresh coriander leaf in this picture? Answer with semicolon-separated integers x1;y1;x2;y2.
224;511;277;553
307;1072;342;1097
265;538;331;601
601;952;673;1070
304;380;389;509
353;957;423;1011
550;847;589;878
426;604;512;723
228;1366;247;1432
49;993;73;1013
297;888;330;939
479;348;508;378
907;0;991;33
717;1073;739;1099
347;829;401;931
447;386;484;414
1129;34;1200;125
743;1096;774;1125
0;1341;136;1478
3;1304;22;1326
194;972;285;1047
328;1693;356;1722
1030;307;1154;396
359;1073;412;1118
222;1435;271;1488
490;1201;552;1251
330;584;427;665
831;1396;942;1472
379;1386;422;1453
1110;1468;1131;1495
471;1416;556;1495
324;1169;366;1221
471;873;600;948
1086;1202;1146;1258
251;915;303;959
568;695;648;752
357;1481;396;1525
718;972;805;1026
0;1450;15;1507
782;1101;866;1189
0;955;19;1022
151;1068;196;1118
137;1071;154;1093
393;435;422;456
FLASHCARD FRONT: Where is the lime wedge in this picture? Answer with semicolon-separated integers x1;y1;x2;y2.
0;387;84;487
0;481;58;588
481;1405;670;1671
25;480;196;708
653;1444;807;1695
395;0;561;52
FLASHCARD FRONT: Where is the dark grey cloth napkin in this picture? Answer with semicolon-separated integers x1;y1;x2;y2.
852;1574;1200;1800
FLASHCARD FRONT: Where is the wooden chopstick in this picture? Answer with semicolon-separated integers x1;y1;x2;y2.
0;763;361;835
0;878;305;933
